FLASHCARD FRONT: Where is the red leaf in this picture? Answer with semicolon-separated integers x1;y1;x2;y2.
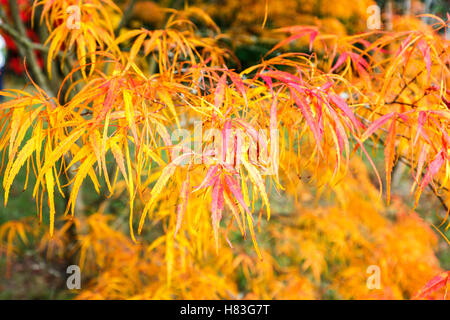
224;175;251;214
194;165;219;191
384;117;397;204
348;52;370;77
222;120;232;162
421;149;446;190
442;96;450;109
417;40;431;82
211;178;224;248
290;88;322;152
414;111;431;145
329;94;364;130
361;112;396;141
414;271;449;299
214;73;227;109
268;26;318;55
330;52;348;73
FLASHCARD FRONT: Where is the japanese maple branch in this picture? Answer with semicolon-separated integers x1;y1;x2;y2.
357;114;449;213
5;0;54;96
1;3;84;255
387;48;447;105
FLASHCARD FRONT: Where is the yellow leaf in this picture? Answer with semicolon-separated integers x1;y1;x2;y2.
242;157;271;220
45;170;55;237
4;136;38;205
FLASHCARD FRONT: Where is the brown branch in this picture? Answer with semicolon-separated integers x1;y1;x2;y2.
4;0;54;96
388;69;424;105
385;100;417;108
0;14;48;53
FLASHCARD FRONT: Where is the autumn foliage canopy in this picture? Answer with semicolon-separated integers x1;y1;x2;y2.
0;0;448;299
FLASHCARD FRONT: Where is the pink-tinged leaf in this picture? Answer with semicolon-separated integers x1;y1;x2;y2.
194;165;219;191
327;104;349;153
110;141;129;184
413;271;449;300
261;70;303;85
270;90;280;131
309;30;318;51
329;94;364;130
417;13;446;26
384;117;397;205
214;73;227;109
421;149;446;190
223;192;244;235
267;33;307;56
396;34;414;57
232;132;242;169
275;25;318;34
267;26;318;55
442;96;450;109
326;105;349;177
361;112;396;141
224;232;233;248
224;175;251;214
261;75;273;95
321;81;333;92
123;90;139;145
397;112;410;122
174;171;190;237
155;122;173;150
414;111;431;145
291;89;322;152
234;119;268;151
227;71;247;103
211;178;224;249
353;137;383;197
222;120;232;162
415;146;428;184
330;52;348;73
417;40;431;81
428;116;450;146
348;52;370;77
349;52;370;70
356;39;372;49
315;99;324;137
97;79;117;122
